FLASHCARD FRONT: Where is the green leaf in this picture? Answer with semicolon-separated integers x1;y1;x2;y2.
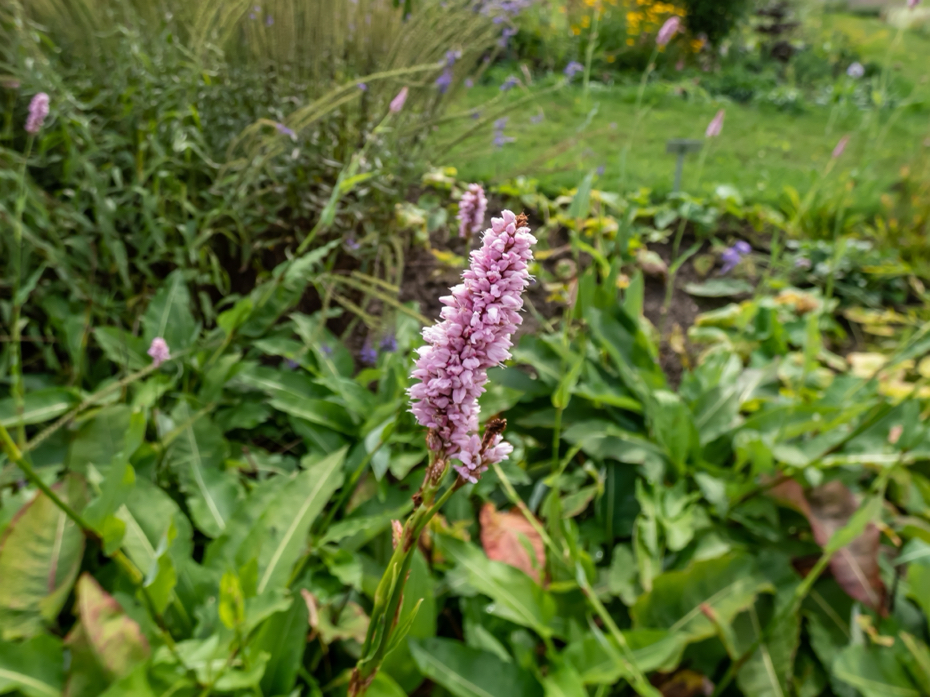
268;392;357;435
438;536;557;638
166;404;241;538
631;553;773;644
0;388;77;429
142;522;177;616
219;571;245;629
734;603;799;697
0;476;86;640
254;447;347;594
834;644;921;697
541;663;587;697
366;672;407;697
409;637;543;697
684;278;754;297
98;665;155;697
84;463;135;555
253;594;309;697
67;405;132;474
0;634;64;697
217;296;254;336
563;630;685;685
567;170;595;220
65;574;150;696
93;328;147;371
142;269;197;351
648;390;697;474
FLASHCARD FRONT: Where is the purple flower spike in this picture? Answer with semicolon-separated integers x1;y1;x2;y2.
408;210;536;482
705;109;725;138
25;93;49;134
832;135;850;159
657;16;681;47
908;0;920;9
266;15;274;26
465;78;474;88
530;109;544;124
720;240;751;274
390;87;409;113
360;342;378;366
563;61;584;80
457;183;488;238
147;337;171;367
358;82;368;91
380;334;398;352
500;76;519;91
436;68;454;94
275;122;296;138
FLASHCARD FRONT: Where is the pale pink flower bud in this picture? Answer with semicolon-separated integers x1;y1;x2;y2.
705;109;725;138
25;92;49;134
389;87;409;113
657;16;681;47
147;337;171;367
832;135;850;159
457;184;488;238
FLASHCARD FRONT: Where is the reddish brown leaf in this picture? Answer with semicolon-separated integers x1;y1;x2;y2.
479;503;545;583
769;478;885;612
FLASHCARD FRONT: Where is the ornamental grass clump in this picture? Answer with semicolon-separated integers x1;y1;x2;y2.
349;210;535;695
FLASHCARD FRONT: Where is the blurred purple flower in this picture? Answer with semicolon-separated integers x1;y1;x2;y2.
285;359;300;370
596;165;605;176
265;15;274;26
705;109;725;138
720;240;751;274
25;92;49;134
321;344;333;356
530;109;544;124
380;334;398;352
492;117;514;148
346;237;361;251
471;110;481;119
564;61;584;80
275;122;295;138
499;26;517;48
832;135;850;159
436;68;454;93
657;16;681;47
465;78;474;88
847;62;864;78
908;0;920;8
358;82;367;91
445;50;461;67
500;76;519;91
795;257;812;270
360;342;378;366
390;86;409;113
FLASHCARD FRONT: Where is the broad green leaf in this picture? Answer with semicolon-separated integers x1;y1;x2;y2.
253;594;309;697
166;404;241;538
141;269;197;351
254;447;347;594
907;562;930;626
217;297;253;336
567;170;595;220
0;634;64;697
684;278;754;297
833;644;921;697
438;536;557;638
734;604;798;697
563;630;685;685
631;553;773;644
648;390;697;474
542;663;587;697
899;632;930;695
67;405;131;474
65;575;150;696
366;672;407;697
268;392;357;435
0;388;77;428
98;665;155;697
219;571;245;629
93;328;147;371
0;476;86;640
142;522;177;616
84;463;136;555
409;637;543;697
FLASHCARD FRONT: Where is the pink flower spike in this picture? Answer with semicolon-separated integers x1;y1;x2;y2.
390;86;409;113
25;92;49;134
657;16;681;47
705;109;725;138
147;337;171;367
832;135;850;159
408;210;536;482
457;184;488;238
908;0;920;9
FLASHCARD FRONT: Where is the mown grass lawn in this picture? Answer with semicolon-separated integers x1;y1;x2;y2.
438;13;930;213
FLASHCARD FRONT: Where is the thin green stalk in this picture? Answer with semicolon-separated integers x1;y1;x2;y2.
620;45;659;189
10;136;34;448
582;6;600;103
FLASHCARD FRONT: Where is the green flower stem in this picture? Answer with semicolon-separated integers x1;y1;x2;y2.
620;45;660;189
11;136;34;447
350;457;460;696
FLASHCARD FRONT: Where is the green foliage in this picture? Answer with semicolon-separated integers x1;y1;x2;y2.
682;0;750;46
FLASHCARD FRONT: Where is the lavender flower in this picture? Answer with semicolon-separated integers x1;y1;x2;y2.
530;109;544;124
564;61;584;80
445;50;461;67
321;344;333;356
265;15;274;26
499;27;517;48
360;342;378;366
390;87;408;113
596;165;605;176
147;337;171;367
720;240;751;274
493;118;514;148
847;62;864;79
275;122;295;138
832;135;850;159
795;257;812;270
435;69;454;94
358;82;368;91
408;210;535;482
500;76;519;91
465;78;475;88
25;93;49;134
380;334;398;352
705;109;725;138
457;183;488;238
285;359;300;370
657;16;681;47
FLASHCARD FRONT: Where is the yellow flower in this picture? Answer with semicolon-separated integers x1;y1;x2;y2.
581;15;590;27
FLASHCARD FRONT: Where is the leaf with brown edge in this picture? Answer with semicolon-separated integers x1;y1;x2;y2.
769;478;885;613
0;474;87;640
64;574;150;697
479;503;545;584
